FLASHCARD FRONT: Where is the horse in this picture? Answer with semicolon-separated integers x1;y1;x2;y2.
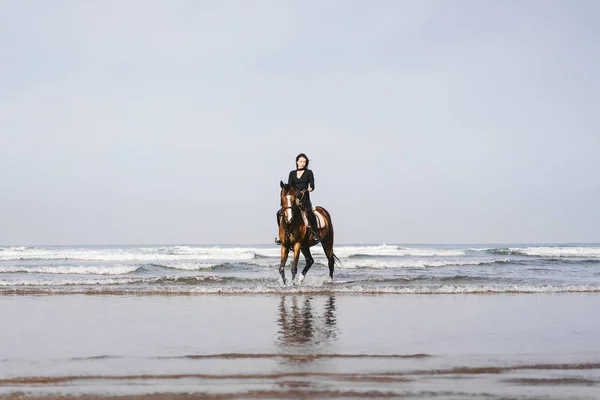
277;181;339;284
277;295;338;347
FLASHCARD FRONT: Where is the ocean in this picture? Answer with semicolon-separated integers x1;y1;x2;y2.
1;243;600;399
2;243;600;295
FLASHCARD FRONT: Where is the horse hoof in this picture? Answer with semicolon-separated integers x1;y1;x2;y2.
299;274;305;283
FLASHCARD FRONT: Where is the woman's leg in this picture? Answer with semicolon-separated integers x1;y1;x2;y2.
304;199;320;243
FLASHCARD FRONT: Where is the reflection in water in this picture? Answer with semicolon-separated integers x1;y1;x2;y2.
277;295;339;348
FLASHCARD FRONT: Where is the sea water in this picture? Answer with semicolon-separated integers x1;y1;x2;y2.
1;244;600;399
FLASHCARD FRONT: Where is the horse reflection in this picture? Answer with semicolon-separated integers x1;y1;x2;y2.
277;296;338;348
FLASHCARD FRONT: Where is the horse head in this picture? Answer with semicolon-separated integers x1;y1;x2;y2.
280;180;297;225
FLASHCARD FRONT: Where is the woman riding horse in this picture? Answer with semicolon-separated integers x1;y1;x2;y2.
276;153;320;245
276;153;339;284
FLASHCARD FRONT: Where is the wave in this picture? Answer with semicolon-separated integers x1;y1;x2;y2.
337;275;501;285
0;246;263;262
0;264;141;275
147;262;228;271
488;246;600;258
2;283;600;295
0;274;516;287
4;245;600;262
0;261;275;275
333;245;466;257
0;258;519;274
0;277;146;286
0;274;250;287
0;245;471;262
340;258;513;269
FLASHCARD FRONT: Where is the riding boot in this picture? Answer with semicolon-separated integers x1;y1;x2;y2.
308;212;320;245
310;229;320;245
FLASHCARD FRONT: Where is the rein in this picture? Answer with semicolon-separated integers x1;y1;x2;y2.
280;195;304;224
280;204;296;223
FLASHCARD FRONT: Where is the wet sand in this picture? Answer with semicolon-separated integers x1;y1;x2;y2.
1;293;600;399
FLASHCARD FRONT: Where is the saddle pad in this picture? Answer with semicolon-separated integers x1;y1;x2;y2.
301;208;326;229
313;208;326;229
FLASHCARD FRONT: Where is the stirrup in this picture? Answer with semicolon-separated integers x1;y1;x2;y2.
310;231;320;245
274;237;282;245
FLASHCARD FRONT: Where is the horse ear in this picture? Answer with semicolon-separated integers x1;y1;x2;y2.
280;180;284;188
290;182;295;191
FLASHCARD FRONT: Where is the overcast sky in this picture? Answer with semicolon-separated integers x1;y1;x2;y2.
1;0;599;245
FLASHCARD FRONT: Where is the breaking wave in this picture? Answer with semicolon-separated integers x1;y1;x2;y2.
488;246;600;258
0;265;141;275
2;283;600;296
340;258;514;269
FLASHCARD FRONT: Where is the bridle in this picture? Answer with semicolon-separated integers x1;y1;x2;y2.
280;191;297;226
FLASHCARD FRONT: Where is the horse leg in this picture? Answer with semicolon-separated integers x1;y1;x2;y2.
291;242;301;284
299;246;314;283
279;245;290;284
321;230;335;280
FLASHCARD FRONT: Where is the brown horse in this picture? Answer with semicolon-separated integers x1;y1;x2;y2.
278;181;339;284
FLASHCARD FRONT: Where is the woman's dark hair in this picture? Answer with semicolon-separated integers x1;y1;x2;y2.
295;153;310;168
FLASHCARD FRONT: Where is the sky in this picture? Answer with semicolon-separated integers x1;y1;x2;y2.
1;0;599;245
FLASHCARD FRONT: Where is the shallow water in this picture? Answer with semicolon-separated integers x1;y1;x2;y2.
1;293;600;399
2;243;600;295
2;243;600;398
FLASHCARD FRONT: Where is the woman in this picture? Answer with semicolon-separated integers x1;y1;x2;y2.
276;153;320;244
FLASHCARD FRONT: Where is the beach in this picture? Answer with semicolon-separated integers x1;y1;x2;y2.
3;0;598;397
2;243;600;399
2;292;600;399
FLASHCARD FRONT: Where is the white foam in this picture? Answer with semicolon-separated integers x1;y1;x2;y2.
339;258;510;269
260;245;467;258
0;265;140;275
0;277;144;286
514;246;600;258
0;246;259;262
371;284;600;294
333;245;466;257
3;284;599;295
6;245;600;262
183;283;600;294
0;273;237;286
0;244;477;262
158;262;223;271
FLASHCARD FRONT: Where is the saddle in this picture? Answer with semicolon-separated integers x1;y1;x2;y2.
301;208;326;229
293;197;325;229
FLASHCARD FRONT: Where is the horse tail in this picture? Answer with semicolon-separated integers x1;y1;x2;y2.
332;253;344;269
315;206;344;273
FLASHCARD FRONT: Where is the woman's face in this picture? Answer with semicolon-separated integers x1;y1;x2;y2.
296;157;307;169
